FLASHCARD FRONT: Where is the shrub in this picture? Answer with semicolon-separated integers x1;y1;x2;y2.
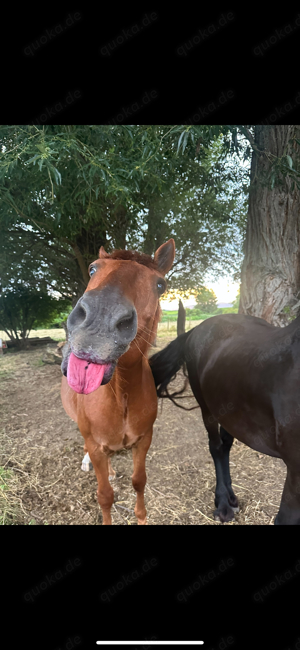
0;286;70;347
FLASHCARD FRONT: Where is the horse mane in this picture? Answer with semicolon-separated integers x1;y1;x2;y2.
109;249;158;271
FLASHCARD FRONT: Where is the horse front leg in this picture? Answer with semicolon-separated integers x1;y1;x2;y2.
131;428;153;525
275;466;300;525
85;442;114;525
81;442;115;479
81;442;93;471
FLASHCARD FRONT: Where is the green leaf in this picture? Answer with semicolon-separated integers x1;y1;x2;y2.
177;130;186;154
286;155;293;169
26;154;40;165
49;165;61;185
182;131;189;154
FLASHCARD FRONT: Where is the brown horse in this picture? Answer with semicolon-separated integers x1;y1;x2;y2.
61;239;175;525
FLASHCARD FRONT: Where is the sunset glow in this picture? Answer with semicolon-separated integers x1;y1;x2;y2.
161;280;240;309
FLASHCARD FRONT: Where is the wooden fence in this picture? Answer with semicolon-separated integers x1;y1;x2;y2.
157;319;203;331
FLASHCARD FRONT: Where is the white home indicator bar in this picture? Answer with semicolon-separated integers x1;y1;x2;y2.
96;643;204;646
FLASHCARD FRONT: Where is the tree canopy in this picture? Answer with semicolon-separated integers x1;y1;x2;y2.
0;125;249;304
195;286;218;313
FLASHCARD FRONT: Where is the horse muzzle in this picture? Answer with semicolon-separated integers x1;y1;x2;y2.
61;286;137;393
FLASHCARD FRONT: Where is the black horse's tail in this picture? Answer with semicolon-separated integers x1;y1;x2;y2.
149;329;198;410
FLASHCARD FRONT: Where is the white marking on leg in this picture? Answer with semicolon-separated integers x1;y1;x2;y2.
81;451;93;471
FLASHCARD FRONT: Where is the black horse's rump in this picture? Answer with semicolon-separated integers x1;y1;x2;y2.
149;313;300;525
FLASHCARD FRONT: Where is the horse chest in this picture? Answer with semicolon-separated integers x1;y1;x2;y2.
95;426;142;455
90;397;146;454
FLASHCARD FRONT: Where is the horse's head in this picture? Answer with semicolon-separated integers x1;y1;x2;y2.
62;239;175;394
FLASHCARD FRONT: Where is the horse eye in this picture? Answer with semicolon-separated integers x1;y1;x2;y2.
157;280;165;294
89;266;96;277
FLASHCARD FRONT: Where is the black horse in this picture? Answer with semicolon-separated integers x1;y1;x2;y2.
149;313;300;525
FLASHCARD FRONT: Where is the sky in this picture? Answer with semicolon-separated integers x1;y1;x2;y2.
160;278;240;310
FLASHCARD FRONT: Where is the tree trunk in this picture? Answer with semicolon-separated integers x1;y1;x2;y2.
177;299;186;336
71;243;90;286
239;125;300;326
112;204;129;249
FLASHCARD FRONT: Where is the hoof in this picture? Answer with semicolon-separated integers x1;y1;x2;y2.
214;505;236;523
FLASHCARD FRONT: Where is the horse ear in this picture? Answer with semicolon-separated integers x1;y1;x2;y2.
99;246;110;258
154;239;175;275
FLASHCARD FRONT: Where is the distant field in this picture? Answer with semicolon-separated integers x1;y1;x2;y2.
0;328;65;342
0;320;203;343
157;319;203;332
161;308;238;323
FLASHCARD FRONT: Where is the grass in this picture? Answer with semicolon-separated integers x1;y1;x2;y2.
0;428;50;526
1;311;239;346
0;335;283;526
0;328;65;342
0;465;22;525
1;324;198;342
161;307;238;322
0;309;239;346
28;358;44;368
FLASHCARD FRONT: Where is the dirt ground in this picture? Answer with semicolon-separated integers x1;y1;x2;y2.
0;335;287;525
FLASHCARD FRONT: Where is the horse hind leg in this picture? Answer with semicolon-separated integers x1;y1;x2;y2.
274;466;300;525
203;417;238;523
219;427;239;512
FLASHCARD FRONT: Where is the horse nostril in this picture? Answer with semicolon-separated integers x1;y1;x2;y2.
116;312;135;335
76;305;86;323
68;303;87;331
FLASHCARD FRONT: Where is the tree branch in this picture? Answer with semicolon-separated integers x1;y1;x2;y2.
239;126;265;154
71;244;89;285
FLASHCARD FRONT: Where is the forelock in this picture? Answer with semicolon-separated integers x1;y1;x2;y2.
107;249;158;270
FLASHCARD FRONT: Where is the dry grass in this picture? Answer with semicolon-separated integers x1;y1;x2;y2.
0;335;286;525
0;456;24;525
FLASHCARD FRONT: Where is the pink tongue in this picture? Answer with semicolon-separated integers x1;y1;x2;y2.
67;352;110;394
